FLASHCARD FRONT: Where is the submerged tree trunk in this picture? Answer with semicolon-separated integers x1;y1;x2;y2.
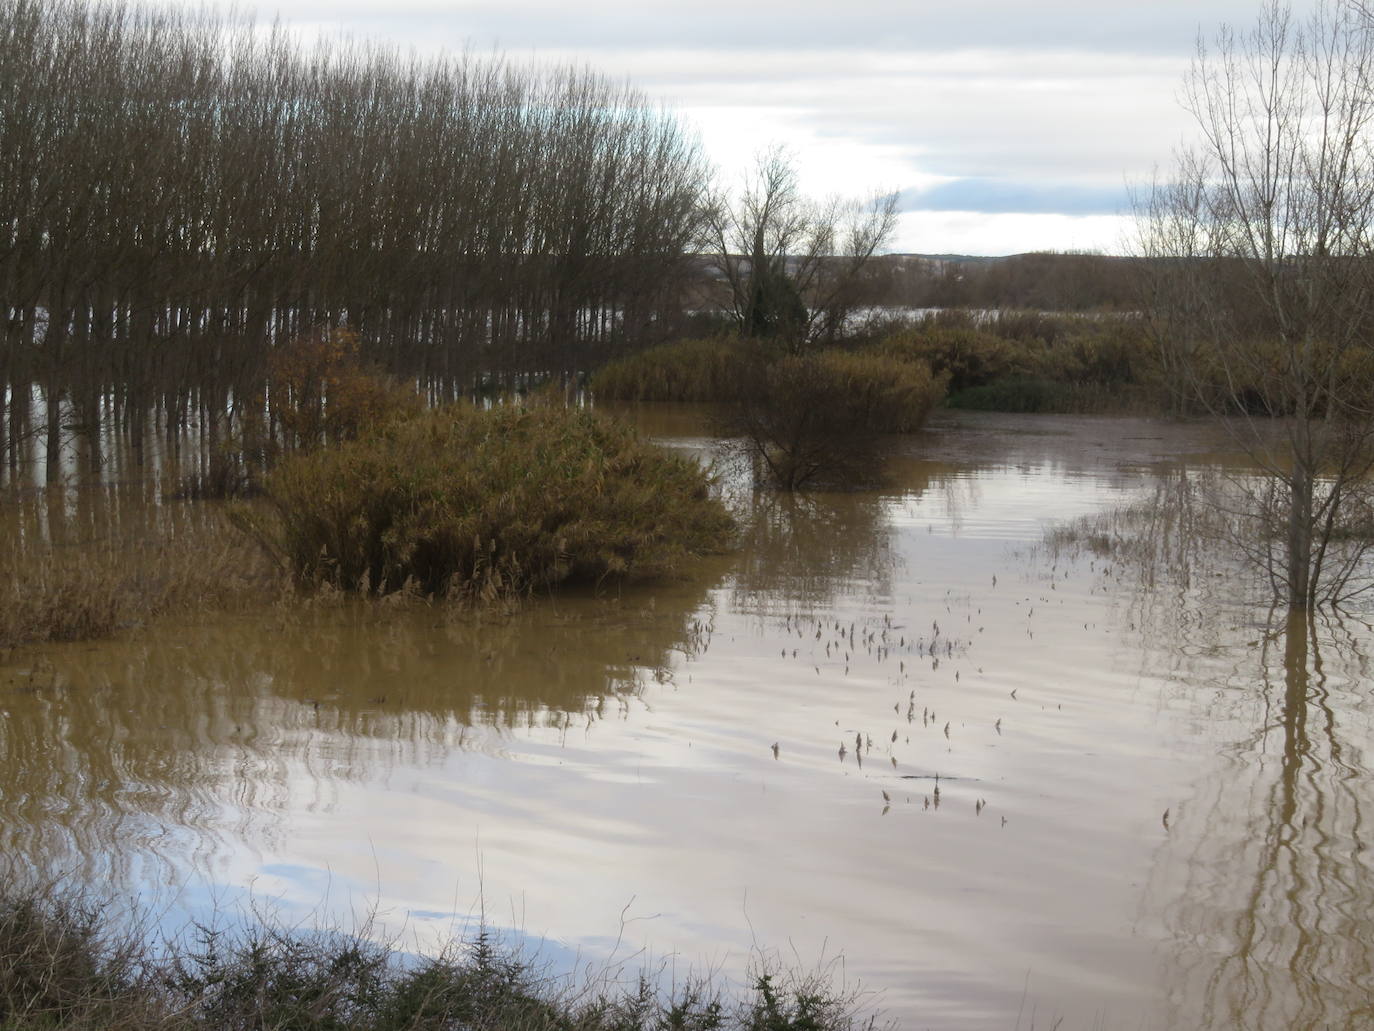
1288;419;1315;610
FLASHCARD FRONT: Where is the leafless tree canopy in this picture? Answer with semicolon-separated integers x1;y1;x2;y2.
1139;0;1374;608
0;0;709;467
704;147;898;352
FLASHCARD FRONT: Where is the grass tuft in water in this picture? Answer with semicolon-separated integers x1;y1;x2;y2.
0;500;278;650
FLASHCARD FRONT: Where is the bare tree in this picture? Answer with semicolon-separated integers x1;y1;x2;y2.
704;146;898;352
1138;0;1374;609
0;0;711;479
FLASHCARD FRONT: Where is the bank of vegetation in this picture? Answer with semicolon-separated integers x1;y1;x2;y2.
0;883;879;1031
1;328;734;647
592;309;1157;419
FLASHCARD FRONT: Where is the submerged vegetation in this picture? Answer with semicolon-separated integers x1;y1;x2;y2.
0;498;274;650
724;350;945;490
0;882;880;1031
594;337;945;490
592;310;1158;418
238;401;736;598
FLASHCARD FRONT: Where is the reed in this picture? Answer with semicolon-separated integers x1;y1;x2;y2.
238;401;737;598
0;498;277;649
590;337;745;402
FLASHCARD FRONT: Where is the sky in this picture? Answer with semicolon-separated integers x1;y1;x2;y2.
264;0;1305;256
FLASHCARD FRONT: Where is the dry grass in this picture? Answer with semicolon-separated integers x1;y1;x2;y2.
0;493;281;650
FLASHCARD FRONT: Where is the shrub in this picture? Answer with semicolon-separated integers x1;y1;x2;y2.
874;313;1160;412
872;327;1026;393
0;881;884;1031
725;351;945;490
239;401;736;598
590;337;744;402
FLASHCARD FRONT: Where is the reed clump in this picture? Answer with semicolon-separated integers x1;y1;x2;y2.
590;337;745;402
239;401;736;598
726;350;946;490
0;882;881;1031
0;501;278;650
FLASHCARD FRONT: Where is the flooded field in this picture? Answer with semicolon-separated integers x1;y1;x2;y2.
2;408;1371;1030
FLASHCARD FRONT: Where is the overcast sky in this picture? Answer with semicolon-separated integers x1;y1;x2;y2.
265;0;1310;255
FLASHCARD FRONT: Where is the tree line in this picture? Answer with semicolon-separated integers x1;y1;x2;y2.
0;0;708;471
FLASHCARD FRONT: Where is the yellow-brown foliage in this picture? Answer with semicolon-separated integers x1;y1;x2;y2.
239;402;736;598
727;350;946;490
590;337;744;402
0;499;278;649
269;327;419;448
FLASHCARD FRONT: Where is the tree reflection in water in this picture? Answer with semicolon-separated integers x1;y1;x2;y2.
1051;467;1374;1029
1151;607;1374;1031
728;489;900;610
0;563;724;885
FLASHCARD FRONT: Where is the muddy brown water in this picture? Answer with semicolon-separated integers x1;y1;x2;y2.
1;408;1371;1030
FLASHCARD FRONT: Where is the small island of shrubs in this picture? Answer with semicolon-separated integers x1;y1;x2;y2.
238;400;736;599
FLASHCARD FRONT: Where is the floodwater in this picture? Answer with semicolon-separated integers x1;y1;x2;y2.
2;408;1372;1030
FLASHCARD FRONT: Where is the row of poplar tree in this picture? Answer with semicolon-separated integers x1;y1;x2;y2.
0;0;708;449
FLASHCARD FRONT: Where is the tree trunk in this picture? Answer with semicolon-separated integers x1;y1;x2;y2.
1288;463;1314;609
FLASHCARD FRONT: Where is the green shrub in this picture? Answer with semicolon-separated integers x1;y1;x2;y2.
591;337;744;402
238;402;735;598
726;350;945;490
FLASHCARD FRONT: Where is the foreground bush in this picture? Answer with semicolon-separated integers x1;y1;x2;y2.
726;351;945;490
241;402;735;598
590;337;744;402
0;884;881;1031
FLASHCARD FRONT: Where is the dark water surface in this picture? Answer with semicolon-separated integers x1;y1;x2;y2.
1;409;1370;1030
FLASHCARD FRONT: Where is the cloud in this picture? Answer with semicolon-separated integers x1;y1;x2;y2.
264;0;1303;253
899;178;1129;217
278;0;1270;56
892;211;1132;256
